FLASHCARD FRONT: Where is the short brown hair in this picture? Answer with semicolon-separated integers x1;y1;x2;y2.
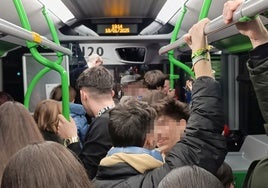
144;70;166;89
109;98;156;147
151;97;190;121
77;66;113;94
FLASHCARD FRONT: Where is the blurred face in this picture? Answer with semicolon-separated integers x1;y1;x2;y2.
154;115;186;154
123;82;147;98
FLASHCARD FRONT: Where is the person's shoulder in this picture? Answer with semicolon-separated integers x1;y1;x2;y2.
95;114;110;124
88;115;109;132
70;103;86;114
85;116;112;144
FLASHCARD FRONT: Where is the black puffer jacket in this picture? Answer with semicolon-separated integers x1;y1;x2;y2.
93;77;227;188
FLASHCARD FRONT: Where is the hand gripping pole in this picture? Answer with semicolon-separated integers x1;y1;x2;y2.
159;0;268;55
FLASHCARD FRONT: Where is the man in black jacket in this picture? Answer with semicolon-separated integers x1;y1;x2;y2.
223;0;268;125
58;66;115;179
93;18;227;187
223;1;268;187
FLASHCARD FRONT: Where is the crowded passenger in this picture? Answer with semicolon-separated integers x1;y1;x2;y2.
50;85;89;145
158;165;224;188
216;162;235;188
57;66;115;179
92;17;226;187
70;53;103;103
184;79;193;104
0;101;44;183
0;91;14;106
223;0;268;124
141;90;166;105
1;0;267;187
151;96;189;156
49;84;77;102
222;0;268;187
143;70;176;99
33;99;63;144
1;141;92;188
143;69;166;90
141;90;189;156
120;73;145;101
162;74;176;98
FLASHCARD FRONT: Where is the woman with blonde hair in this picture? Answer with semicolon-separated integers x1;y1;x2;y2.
33;99;63;144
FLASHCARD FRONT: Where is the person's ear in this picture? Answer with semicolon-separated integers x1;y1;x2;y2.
112;90;115;97
143;133;156;150
80;89;88;102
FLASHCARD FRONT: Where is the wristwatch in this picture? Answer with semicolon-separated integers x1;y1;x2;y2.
64;136;79;147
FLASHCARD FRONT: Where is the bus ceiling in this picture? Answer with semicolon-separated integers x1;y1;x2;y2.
0;0;268;56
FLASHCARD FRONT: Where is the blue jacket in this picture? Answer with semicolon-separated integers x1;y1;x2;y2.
70;103;89;144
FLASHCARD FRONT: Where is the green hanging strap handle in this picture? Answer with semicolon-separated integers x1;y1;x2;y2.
238;0;261;22
23;8;64;113
168;0;212;89
168;0;193;90
13;0;70;120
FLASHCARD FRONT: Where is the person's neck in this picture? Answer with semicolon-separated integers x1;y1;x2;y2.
92;99;115;117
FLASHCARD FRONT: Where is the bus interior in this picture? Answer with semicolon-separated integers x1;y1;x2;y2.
0;0;268;187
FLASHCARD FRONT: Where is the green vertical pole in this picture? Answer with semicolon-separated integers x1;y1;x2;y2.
13;0;70;120
168;2;194;89
168;0;213;88
199;0;212;20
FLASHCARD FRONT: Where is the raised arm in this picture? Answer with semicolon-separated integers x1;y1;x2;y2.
160;18;226;175
184;18;213;78
223;0;268;48
223;0;268;123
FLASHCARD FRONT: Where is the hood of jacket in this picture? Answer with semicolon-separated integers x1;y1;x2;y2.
69;103;86;115
100;152;163;174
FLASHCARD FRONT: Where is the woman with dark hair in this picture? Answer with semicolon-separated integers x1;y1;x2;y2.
1;141;92;188
0;101;44;183
216;162;235;188
0;91;14;106
158;165;224;188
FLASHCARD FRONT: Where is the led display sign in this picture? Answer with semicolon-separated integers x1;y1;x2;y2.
97;24;138;34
